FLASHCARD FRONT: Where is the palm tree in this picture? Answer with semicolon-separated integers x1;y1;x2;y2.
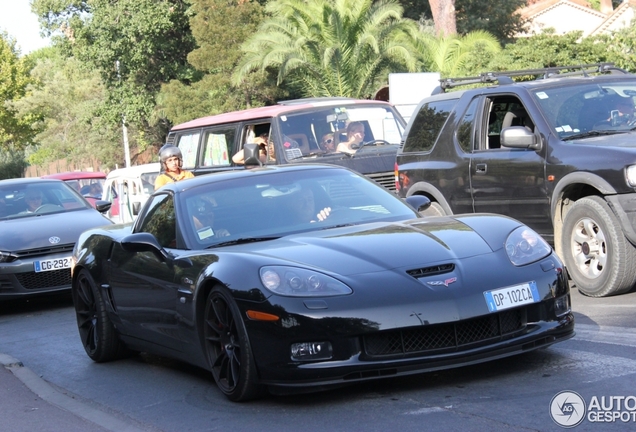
417;30;501;77
233;0;421;98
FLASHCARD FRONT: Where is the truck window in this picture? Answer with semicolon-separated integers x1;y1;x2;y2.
403;99;457;153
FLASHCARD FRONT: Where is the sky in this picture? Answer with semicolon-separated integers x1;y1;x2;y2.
0;0;51;55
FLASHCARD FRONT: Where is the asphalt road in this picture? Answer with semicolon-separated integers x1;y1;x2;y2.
1;287;636;432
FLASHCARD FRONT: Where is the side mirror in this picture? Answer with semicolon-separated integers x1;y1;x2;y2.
406;195;431;212
121;232;171;261
501;126;542;151
132;201;141;215
243;143;263;167
94;200;112;213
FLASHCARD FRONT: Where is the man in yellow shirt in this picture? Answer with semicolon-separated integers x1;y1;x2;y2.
155;145;194;189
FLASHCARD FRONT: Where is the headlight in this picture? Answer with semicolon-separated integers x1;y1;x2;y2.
259;266;352;297
0;251;17;263
626;165;636;187
505;226;551;266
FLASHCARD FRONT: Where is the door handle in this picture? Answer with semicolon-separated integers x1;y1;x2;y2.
475;163;487;174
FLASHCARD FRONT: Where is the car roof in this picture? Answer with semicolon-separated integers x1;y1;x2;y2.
170;98;396;131
106;163;161;179
41;171;106;180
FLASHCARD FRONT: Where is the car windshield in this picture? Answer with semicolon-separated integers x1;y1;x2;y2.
0;181;92;220
179;168;418;249
275;104;404;160
65;178;106;198
532;80;636;140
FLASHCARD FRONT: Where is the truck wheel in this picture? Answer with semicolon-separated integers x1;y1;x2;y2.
561;196;636;297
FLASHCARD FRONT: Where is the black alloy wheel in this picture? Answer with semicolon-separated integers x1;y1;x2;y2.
72;269;128;362
203;287;263;402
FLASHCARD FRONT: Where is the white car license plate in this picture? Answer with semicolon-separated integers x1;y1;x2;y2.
484;281;540;312
34;257;72;273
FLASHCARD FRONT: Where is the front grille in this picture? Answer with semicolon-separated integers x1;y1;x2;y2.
15;244;75;259
15;269;72;290
367;172;395;191
407;264;455;278
0;276;15;292
363;308;526;359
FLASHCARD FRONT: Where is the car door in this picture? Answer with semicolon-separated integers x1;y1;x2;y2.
470;94;551;234
107;192;184;352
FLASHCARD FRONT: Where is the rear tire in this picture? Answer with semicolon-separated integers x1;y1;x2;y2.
72;269;129;361
561;196;636;297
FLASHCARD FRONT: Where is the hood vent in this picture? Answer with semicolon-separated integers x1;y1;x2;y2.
407;263;454;279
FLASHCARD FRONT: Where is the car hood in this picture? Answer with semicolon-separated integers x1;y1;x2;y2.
231;214;521;276
0;209;112;251
570;132;636;147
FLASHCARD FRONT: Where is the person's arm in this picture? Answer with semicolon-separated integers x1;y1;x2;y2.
154;174;169;190
232;150;245;164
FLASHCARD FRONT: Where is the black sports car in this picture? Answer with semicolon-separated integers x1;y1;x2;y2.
71;164;574;401
0;178;112;299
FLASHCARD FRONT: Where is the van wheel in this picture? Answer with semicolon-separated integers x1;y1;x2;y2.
420;202;445;217
561;196;636;297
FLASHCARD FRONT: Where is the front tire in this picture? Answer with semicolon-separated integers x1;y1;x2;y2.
420;201;445;217
72;269;128;361
561;196;636;297
203;287;263;401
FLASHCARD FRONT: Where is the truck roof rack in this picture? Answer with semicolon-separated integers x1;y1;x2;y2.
431;63;628;94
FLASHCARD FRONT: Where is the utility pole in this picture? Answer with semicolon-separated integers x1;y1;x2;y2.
116;60;131;168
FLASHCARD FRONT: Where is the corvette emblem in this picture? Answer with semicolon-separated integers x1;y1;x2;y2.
426;277;457;287
48;236;61;244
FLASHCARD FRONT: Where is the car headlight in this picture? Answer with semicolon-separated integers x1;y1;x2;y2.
0;251;17;263
259;266;352;297
626;165;636;187
505;226;552;266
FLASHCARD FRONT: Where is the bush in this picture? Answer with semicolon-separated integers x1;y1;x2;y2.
0;146;28;180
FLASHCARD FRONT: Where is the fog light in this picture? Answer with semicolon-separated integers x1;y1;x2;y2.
290;342;333;361
554;294;571;317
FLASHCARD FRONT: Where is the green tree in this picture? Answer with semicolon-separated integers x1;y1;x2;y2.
234;0;421;99
32;0;197;149
417;30;501;77
11;47;125;169
158;0;284;124
398;0;528;44
487;30;614;73
0;32;37;151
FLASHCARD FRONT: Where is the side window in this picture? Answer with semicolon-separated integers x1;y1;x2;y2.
175;131;201;169
484;96;533;150
136;193;177;248
403;99;458;153
457;98;478;152
202;127;236;167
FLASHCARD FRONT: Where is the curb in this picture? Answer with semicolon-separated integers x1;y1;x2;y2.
0;353;146;432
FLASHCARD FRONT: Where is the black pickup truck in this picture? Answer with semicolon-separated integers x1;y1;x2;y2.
396;63;636;297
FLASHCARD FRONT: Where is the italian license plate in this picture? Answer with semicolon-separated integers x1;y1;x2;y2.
484;281;540;312
34;257;72;273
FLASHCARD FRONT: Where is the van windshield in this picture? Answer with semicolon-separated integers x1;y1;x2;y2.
275;104;405;160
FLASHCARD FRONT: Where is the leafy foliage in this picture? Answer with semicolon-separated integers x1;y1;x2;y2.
0;33;38;151
0;145;28;179
32;0;197;150
417;30;501;77
234;0;421;98
398;0;528;44
158;0;284;124
11;48;124;169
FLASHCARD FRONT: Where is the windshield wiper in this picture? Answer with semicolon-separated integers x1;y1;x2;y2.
206;236;280;248
562;130;626;141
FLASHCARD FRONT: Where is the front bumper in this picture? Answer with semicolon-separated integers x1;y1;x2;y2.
0;251;73;299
